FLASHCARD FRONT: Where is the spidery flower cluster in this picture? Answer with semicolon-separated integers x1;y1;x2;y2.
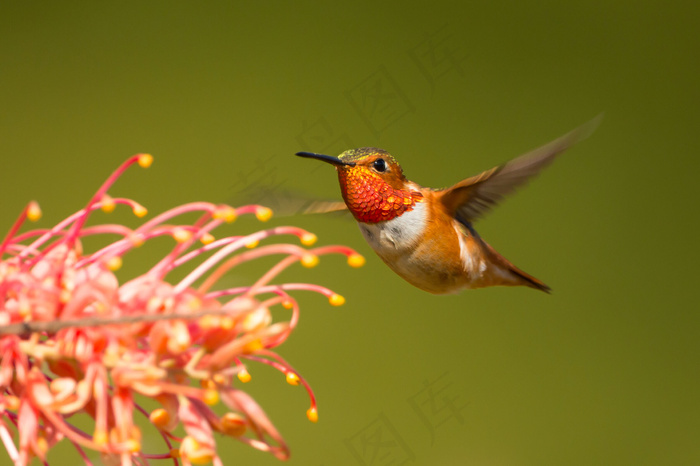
0;154;364;466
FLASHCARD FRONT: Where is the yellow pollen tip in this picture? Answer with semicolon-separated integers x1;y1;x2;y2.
221;413;247;437
347;253;366;268
301;254;319;268
200;379;216;390
200;232;215;244
103;349;119;367
286;372;300;386
106;256;123;271
245;238;259;249
149;408;170;429
59;289;72;305
329;294;345;306
93;429;108;446
137;153;153;168
237;369;252;383
27;202;42;222
306;407;319;423
188;296;201;310
300;233;317;246
18;301;32;318
214;206;237;223
242;339;264;353
199;315;219;329
221;316;235;330
100;195;116;213
282;300;294;310
129;233;145;247
173;228;192;243
255;206;273;222
36;436;49;454
202;389;219;406
180;436;212;465
5;396;19;411
133;205;148;218
126;439;141;453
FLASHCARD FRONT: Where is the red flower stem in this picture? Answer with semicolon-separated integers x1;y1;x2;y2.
0;203;36;259
64;155;148;248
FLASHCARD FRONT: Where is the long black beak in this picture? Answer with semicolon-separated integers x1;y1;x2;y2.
295;151;356;167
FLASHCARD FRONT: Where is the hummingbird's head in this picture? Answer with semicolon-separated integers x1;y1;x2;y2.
295;148;422;223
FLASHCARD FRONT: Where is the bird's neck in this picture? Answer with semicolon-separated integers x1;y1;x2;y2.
338;171;423;223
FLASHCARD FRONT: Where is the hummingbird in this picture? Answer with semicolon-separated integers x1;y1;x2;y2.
295;117;599;294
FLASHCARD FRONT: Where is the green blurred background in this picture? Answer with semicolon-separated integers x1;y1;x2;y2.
1;1;698;465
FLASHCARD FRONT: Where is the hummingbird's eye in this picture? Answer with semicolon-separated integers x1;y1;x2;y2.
372;158;387;173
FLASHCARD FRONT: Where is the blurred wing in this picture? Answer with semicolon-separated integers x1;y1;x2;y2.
298;199;349;215
231;184;348;217
440;115;602;223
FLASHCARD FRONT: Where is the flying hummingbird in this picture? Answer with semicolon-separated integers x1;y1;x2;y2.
295;117;600;294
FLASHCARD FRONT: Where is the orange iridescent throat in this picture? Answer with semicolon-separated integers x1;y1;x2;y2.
338;167;423;223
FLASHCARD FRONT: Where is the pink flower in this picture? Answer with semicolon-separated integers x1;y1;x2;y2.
0;155;365;465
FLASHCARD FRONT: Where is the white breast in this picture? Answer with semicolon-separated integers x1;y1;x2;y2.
358;201;428;252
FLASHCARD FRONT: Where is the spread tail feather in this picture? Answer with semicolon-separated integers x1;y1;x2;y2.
507;263;551;293
483;242;551;293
